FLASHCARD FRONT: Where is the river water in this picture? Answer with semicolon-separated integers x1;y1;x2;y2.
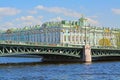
0;57;120;80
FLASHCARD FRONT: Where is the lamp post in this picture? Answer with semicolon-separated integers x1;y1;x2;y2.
84;18;87;45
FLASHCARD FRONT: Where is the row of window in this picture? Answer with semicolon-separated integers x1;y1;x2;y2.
0;32;60;44
64;35;89;42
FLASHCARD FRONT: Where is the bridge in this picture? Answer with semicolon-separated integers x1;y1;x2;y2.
0;41;120;62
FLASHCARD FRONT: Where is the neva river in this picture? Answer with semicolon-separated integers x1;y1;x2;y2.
0;57;120;80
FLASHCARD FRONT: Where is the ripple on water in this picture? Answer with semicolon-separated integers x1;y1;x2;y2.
0;61;120;80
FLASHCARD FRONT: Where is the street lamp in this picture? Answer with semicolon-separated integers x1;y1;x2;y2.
85;25;87;45
84;18;87;45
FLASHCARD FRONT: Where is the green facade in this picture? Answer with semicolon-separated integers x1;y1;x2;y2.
0;17;120;48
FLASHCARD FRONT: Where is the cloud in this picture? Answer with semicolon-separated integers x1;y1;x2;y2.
87;18;99;25
35;5;99;25
0;6;99;30
0;15;43;30
88;15;98;18
49;17;63;22
28;10;37;14
112;8;120;15
16;16;35;21
0;7;20;16
1;22;14;30
15;15;43;27
0;7;21;30
38;16;43;20
35;5;82;18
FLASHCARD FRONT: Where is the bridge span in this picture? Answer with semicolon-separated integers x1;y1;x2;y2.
0;43;120;62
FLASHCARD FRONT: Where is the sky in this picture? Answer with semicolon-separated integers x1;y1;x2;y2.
0;0;120;30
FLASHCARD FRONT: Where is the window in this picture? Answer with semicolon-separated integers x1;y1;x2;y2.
72;36;74;41
64;35;66;41
68;35;70;41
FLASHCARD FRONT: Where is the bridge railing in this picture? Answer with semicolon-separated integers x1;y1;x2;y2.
0;40;120;49
91;46;120;50
0;40;83;48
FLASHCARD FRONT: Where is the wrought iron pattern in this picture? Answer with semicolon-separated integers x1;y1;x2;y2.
0;44;82;59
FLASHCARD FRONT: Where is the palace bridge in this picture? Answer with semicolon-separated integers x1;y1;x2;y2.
0;41;120;62
0;17;120;62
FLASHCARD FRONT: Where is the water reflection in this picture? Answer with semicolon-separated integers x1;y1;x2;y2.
0;60;120;80
0;57;41;64
84;62;92;65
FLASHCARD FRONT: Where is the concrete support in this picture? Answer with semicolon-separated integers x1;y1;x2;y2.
82;44;92;62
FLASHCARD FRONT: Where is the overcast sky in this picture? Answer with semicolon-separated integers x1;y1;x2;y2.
0;0;120;30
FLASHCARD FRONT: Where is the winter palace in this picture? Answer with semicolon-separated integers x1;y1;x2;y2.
0;16;120;47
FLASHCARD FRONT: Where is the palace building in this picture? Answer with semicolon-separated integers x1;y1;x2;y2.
0;16;120;47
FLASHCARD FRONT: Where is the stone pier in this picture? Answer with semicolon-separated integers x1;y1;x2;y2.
82;44;92;62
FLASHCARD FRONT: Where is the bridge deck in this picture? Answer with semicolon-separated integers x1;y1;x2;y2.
0;43;120;62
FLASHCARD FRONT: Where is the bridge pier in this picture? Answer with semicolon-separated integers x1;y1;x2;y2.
82;44;92;63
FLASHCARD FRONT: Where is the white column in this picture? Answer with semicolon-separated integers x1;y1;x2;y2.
60;32;63;44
